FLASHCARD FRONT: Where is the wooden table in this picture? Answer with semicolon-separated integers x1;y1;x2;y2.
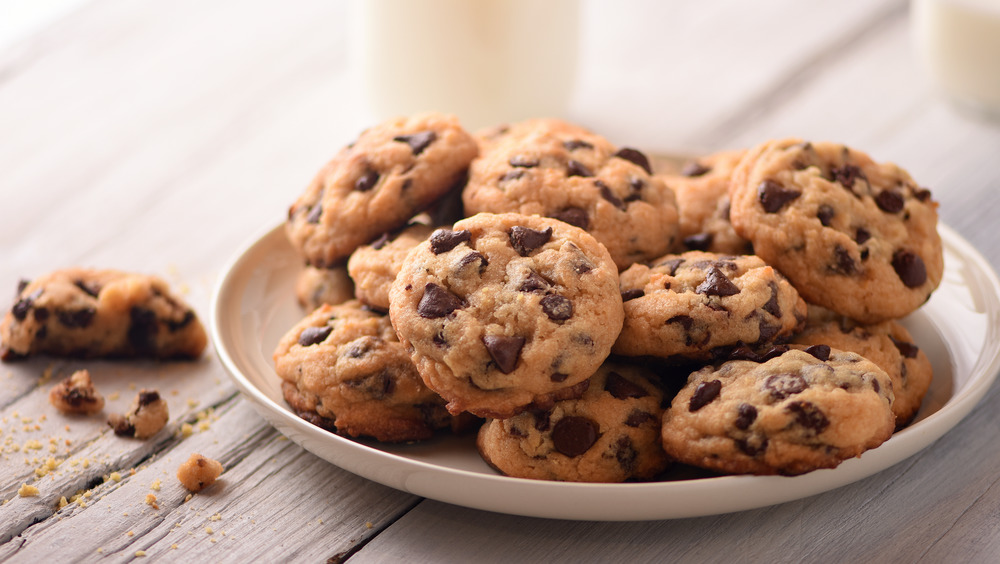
2;0;999;561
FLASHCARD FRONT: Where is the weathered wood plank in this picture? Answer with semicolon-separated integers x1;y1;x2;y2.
0;398;420;563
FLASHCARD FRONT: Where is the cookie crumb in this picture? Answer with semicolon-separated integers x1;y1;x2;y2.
18;483;39;497
109;471;122;482
107;390;169;439
176;453;223;492
49;370;105;415
150;478;161;491
145;494;159;510
135;550;147;557
365;521;373;529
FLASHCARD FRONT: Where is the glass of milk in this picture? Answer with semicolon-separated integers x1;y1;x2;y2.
352;0;581;132
911;0;1000;119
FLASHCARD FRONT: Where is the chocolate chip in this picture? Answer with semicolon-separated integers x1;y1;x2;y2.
625;177;645;201
393;131;436;155
915;187;932;202
875;190;905;213
605;372;649;400
621;288;644;302
832;245;858;275
73;280;100;298
108;414;135;436
613;147;652;174
33;307;49;322
534;409;552;432
735;403;757;429
499;170;526;183
758;180;801;213
658;258;685;276
804;344;831;361
355;169;379;192
684;233;713;251
298;325;331;347
855;227;871;244
137;389;161;407
890;336;919;358
681;161;711;177
550;372;568;383
518;272;549;293
762;281;782;318
16;279;29;295
456;251;488;274
563;139;593;151
429;229;471;255
736;435;768;457
540;294;573;321
167;309;195;333
566;160;593;178
666;315;694;331
764;373;808;400
509;155;539;168
509;225;553;256
786;400;829;432
817;204;835;227
370;232;391;250
596;180;625;210
831;164;863;189
417;284;464;318
483;334;525;374
550;207;589;230
11;288;41;321
551;416;599;457
58;308;96;329
625;410;656;427
689;379;722;411
696;266;741;297
614;436;638;473
757;318;781;344
305;204;322;224
127;307;158;353
892;250;927;287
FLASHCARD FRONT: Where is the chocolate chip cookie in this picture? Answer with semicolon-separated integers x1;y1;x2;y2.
273;301;467;442
347;221;436;312
661;346;895;475
791;310;932;428
728;139;943;323
388;212;624;419
477;363;670;482
462;118;680;269
614;251;806;361
286;112;478;267
1;268;207;361
295;265;355;310
666;149;754;255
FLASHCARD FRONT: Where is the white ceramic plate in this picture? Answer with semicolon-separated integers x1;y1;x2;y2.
212;222;1000;521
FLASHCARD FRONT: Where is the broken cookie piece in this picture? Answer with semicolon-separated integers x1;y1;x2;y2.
0;267;207;361
49;369;105;415
108;389;169;439
176;453;223;492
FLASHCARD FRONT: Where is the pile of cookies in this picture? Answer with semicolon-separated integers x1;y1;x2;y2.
273;112;941;480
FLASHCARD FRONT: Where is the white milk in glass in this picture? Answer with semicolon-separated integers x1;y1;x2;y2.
912;0;1000;117
354;0;580;132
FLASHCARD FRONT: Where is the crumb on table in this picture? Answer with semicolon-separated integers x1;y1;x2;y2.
108;389;169;439
49;369;105;415
176;453;223;492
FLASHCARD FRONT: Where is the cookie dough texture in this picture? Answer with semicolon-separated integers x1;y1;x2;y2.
661;347;895;476
1;268;207;361
666;150;754;255
728;138;943;323
791;311;932;428
477;363;670;482
273;301;463;442
295;265;355;310
389;213;624;419
347;221;436;311
614;251;806;361
286;112;478;267
462;118;680;269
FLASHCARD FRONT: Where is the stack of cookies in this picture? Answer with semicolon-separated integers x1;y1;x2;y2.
273;113;941;481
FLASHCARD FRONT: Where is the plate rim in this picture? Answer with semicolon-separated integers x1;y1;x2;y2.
210;220;1000;521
